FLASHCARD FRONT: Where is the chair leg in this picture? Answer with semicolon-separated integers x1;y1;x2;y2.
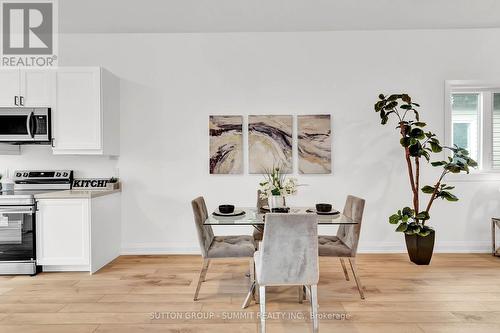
193;259;209;301
340;258;350;281
348;258;365;300
202;259;210;282
249;258;255;282
249;258;257;301
310;285;319;333
242;282;255;309
255;281;260;304
259;286;266;333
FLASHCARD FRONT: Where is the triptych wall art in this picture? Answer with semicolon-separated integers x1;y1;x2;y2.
297;115;332;174
248;115;293;174
209;115;243;174
209;114;332;174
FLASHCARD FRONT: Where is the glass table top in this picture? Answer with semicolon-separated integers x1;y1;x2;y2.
204;207;356;226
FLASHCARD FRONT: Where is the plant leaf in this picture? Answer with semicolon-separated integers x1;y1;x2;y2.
396;223;408;232
402;207;414;217
389;214;400;224
421;186;435;194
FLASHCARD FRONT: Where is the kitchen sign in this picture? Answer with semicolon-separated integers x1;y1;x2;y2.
72;178;116;190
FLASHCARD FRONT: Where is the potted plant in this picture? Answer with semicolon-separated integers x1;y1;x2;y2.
259;166;298;212
106;177;120;190
374;94;477;265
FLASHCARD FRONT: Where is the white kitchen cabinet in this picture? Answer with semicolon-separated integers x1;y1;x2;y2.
35;191;121;273
51;67;120;155
0;69;20;106
0;68;53;107
20;69;53;107
36;199;90;267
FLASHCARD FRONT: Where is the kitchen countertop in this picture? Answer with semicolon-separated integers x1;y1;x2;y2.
34;189;121;199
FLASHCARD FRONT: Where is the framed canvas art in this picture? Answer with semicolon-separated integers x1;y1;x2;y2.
248;115;293;174
209;115;243;174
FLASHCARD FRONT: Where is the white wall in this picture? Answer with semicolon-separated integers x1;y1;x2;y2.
3;29;500;253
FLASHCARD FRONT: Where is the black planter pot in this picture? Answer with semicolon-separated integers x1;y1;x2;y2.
404;230;435;265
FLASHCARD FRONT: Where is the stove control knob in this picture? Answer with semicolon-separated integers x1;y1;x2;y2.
23;173;28;177
16;172;21;177
62;172;68;177
56;172;61;177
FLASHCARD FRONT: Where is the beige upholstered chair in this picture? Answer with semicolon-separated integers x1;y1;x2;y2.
318;195;366;299
245;213;319;333
252;190;267;242
191;196;256;301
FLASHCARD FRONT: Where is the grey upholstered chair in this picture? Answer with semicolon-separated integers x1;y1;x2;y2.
191;196;256;301
318;195;366;299
252;190;267;242
245;213;319;333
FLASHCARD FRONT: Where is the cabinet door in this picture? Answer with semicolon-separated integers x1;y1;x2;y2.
0;69;20;107
20;69;53;107
52;68;102;153
36;199;90;266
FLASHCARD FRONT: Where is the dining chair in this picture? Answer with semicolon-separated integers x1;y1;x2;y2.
244;213;319;333
318;195;366;299
191;196;256;301
252;190;267;242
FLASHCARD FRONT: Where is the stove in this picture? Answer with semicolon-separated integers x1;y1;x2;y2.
0;170;73;275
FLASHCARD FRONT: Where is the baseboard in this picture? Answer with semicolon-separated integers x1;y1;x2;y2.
358;241;491;253
122;241;491;255
121;242;200;255
42;265;90;272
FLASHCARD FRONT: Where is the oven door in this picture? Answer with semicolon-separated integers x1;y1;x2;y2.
0;108;51;143
0;205;36;262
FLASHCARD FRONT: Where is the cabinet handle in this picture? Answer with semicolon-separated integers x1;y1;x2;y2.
51;138;55;148
20;96;24;106
14;96;18;106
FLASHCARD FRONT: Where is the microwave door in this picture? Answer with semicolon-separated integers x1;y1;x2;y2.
0;110;31;142
0;108;50;143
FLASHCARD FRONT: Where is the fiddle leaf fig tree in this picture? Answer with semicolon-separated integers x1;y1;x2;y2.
374;94;478;237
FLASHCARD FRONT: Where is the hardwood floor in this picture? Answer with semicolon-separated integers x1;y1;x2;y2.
0;254;499;332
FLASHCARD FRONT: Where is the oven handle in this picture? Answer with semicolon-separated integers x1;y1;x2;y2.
0;206;35;214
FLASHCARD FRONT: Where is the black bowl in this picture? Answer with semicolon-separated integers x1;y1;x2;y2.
218;205;235;214
316;203;332;213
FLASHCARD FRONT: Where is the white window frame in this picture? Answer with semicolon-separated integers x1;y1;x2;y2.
445;80;500;181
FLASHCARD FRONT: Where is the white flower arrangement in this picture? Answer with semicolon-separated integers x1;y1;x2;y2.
259;166;298;199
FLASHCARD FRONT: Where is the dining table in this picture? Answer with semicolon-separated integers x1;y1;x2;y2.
204;207;357;226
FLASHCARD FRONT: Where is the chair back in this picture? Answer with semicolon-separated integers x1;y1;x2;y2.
258;213;318;286
337;195;365;256
191;197;214;258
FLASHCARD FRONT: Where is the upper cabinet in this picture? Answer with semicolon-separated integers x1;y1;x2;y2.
52;68;119;155
20;69;53;107
0;69;21;107
0;68;53;107
0;66;119;156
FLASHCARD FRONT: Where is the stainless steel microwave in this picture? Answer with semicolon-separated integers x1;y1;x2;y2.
0;108;51;144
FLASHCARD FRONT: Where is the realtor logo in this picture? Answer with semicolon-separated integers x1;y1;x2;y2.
1;0;58;66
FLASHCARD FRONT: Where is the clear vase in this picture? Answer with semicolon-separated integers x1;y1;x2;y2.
268;195;287;213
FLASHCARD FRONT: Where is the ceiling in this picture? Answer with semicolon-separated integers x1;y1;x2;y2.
59;0;500;33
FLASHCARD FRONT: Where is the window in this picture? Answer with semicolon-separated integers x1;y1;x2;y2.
451;93;479;162
446;81;500;173
493;93;500;168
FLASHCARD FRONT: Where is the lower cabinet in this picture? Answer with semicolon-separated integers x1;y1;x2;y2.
35;192;121;273
36;199;90;267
